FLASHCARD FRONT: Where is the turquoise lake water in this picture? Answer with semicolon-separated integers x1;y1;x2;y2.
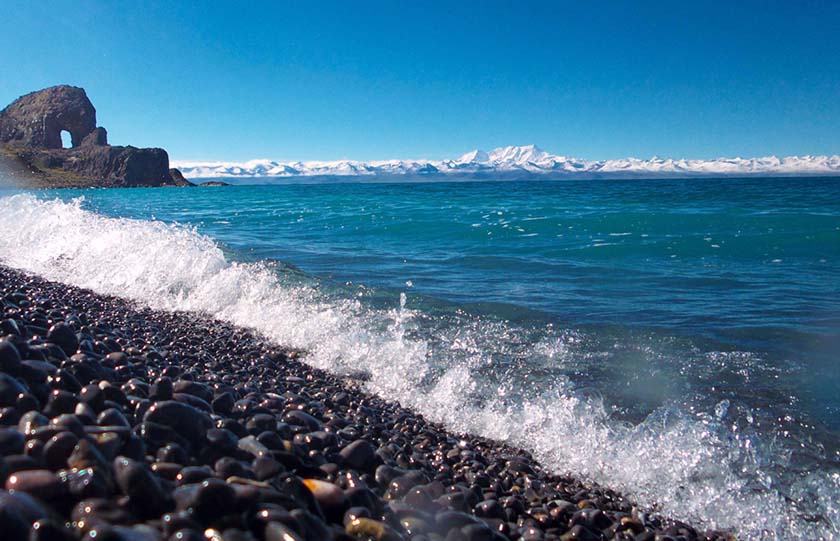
1;176;838;539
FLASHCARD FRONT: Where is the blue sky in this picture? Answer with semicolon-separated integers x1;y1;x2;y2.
1;1;838;161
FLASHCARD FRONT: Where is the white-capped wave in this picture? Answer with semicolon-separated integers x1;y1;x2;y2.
0;194;836;540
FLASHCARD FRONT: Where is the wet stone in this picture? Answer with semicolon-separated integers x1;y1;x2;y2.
237;435;271;459
212;392;235;414
44;390;78;417
0;374;26;407
113;456;168;516
42;431;79;470
345;517;404;541
173;380;213;403
71;498;135;527
388;471;429;500
182;478;236;521
97;407;130;428
265;521;305;541
176;466;214;486
50;413;86;437
5;469;67;500
475;500;505;520
0;428;25;456
79;385;105;411
6;453;39;474
215;456;250;479
52;369;82;394
161;511;201;536
0;319;22;337
143;400;212;450
47;323;78;356
0;407;21;426
290;508;331;541
157;442;188;465
60;467;110;499
282;410;322;431
339;439;377;471
0;499;30;541
252;456;284;481
31;518;78;541
303;477;346;512
150;377;174;401
0;340;22;375
173;392;212;413
0;488;50;525
206;428;239;455
559;524;599;541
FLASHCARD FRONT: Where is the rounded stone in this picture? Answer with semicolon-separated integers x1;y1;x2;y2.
190;478;236;520
113;456;168;517
0;428;25;456
47;323;78;356
339;439;378;471
0;374;26;408
143;400;212;450
5;469;67;500
42;431;79;470
0;341;22;376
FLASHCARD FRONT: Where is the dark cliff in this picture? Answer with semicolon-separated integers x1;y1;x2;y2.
0;85;191;188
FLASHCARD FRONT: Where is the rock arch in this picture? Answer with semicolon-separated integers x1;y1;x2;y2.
0;85;97;149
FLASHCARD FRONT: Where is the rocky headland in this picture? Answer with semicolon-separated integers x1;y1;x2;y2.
0;86;191;188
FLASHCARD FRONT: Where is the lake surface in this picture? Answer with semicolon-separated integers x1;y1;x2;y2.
1;176;838;539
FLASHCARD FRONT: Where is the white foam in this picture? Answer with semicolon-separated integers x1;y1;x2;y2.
0;194;836;540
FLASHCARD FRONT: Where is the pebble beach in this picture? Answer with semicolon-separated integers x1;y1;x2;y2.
0;265;733;541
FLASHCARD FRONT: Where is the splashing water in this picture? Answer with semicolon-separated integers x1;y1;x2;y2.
0;192;837;540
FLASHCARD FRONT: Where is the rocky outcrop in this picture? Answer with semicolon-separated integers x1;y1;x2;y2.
0;85;191;188
0;85;96;149
168;167;193;187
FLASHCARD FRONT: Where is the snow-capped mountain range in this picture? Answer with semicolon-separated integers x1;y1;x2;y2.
172;145;840;179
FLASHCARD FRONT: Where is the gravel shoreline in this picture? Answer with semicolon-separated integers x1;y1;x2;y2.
0;265;730;541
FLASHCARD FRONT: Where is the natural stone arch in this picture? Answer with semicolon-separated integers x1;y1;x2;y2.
0;85;97;149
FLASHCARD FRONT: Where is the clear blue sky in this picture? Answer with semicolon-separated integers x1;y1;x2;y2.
1;1;838;161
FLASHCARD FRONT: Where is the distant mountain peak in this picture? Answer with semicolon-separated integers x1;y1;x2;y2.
488;144;550;164
457;149;490;164
172;147;840;180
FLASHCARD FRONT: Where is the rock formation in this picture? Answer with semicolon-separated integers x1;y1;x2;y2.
0;85;191;187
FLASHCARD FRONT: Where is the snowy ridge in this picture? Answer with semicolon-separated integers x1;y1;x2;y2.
173;144;840;179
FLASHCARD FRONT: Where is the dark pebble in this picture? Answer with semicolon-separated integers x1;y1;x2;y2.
0;428;25;456
339;439;378;471
0;340;22;375
113;456;169;516
0;374;26;407
5;469;67;500
47;323;78;356
143;400;212;450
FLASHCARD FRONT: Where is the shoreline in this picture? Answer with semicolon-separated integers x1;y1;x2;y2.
0;264;729;541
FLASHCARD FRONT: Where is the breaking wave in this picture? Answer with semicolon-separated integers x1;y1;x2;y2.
0;193;836;540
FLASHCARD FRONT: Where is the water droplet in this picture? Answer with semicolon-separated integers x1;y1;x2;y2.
715;399;730;419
